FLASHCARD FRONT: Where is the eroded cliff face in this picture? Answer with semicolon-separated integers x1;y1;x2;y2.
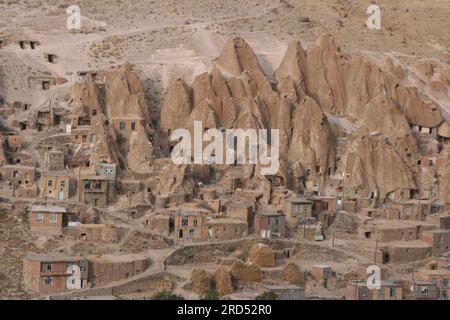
68;66;157;174
66;35;449;202
337;127;416;199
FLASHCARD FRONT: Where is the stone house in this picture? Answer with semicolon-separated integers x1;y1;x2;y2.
29;205;67;234
254;211;286;238
45;150;65;171
174;211;208;241
80;174;109;206
40;172;71;200
23;254;88;295
207;218;248;241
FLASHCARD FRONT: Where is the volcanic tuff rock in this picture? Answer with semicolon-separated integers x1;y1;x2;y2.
248;243;275;268
337;127;416;199
159;162;194;196
283;263;305;286
214;267;233;296
191;269;211;295
159;35;449;200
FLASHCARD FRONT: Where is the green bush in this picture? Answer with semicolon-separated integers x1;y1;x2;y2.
152;290;184;300
255;291;278;300
200;290;220;300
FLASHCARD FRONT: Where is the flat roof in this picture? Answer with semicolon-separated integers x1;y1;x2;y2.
1;164;35;170
262;284;304;290
208;218;247;225
29;205;66;213
26;253;84;263
256;211;284;217
286;198;313;204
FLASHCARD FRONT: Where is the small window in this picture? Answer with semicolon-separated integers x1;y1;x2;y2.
60;181;65;189
92;110;97;116
131;122;136;131
48;180;53;188
443;278;449;287
49;213;57;223
189;229;194;236
43;263;52;272
193;219;198;227
95;181;102;189
84;181;91;190
43;277;53;285
119;122;126;130
182;218;188;227
389;287;396;297
36;213;44;222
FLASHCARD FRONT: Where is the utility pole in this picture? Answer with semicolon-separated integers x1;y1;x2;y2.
374;238;379;264
303;206;307;239
332;223;336;248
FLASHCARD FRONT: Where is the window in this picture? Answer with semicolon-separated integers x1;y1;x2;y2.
36;213;44;222
189;229;194;237
84;181;91;190
43;263;52;272
323;202;329;210
193;219;198;227
48;180;53;188
49;214;57;223
60;180;65;189
182;218;188;227
361;289;369;298
95;181;102;189
379;288;385;297
431;278;437;285
119;122;126;130
43;277;53;286
292;203;301;215
92;110;97;116
131;122;136;131
389;287;396;297
443;278;449;287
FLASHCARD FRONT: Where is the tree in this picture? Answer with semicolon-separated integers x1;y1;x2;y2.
152;290;184;300
255;291;278;300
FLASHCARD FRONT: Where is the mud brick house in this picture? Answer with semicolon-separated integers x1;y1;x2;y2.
254;211;286;238
415;265;450;300
23;254;88;295
283;197;313;227
143;213;171;236
40;172;71;201
388;200;432;221
80;174;109;206
207;218;248;240
71;125;93;144
29;205;67;234
311;265;333;287
0;164;36;187
312;196;337;214
225;202;253;225
110;115;144;136
426;212;450;229
410;281;440;300
45;150;65;171
174;211;208;241
422;229;450;255
345;280;404;300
